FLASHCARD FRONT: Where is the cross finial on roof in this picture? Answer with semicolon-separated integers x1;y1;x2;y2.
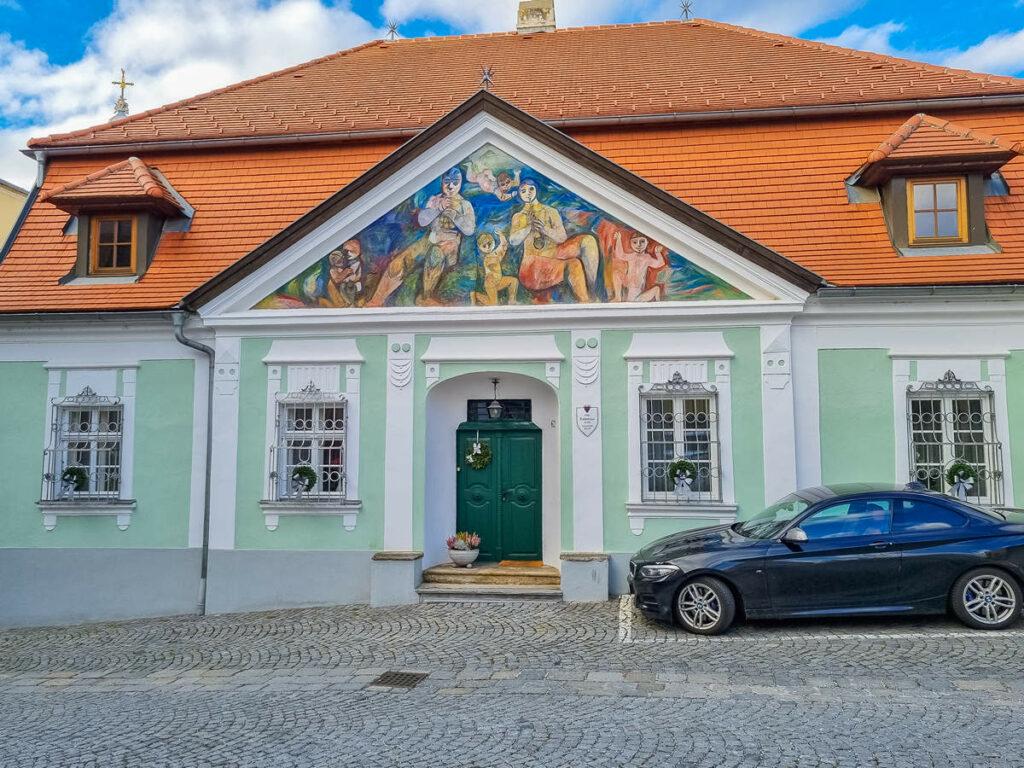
680;1;694;20
480;66;495;91
386;19;400;40
111;68;134;118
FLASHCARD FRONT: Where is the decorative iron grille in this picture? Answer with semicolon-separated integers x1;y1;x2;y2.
41;386;123;501
639;373;721;503
268;382;347;502
907;370;1004;505
466;399;532;422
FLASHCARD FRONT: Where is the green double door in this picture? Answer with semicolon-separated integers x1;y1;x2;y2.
456;421;542;562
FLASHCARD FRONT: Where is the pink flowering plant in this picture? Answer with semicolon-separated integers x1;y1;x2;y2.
446;531;481;551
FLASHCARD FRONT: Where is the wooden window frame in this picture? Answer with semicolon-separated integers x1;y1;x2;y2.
89;215;138;275
906;177;968;246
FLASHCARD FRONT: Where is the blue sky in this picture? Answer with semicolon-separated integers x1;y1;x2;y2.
0;0;1022;185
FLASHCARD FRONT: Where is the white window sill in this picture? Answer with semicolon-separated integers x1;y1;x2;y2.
259;499;362;531
37;499;137;531
626;502;738;535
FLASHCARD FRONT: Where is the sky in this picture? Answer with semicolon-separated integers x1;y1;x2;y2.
0;0;1021;188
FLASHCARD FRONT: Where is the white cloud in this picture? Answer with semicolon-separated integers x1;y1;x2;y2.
0;0;384;187
944;28;1024;75
819;19;1024;79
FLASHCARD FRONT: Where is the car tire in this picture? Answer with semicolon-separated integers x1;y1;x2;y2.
951;568;1022;630
673;576;736;635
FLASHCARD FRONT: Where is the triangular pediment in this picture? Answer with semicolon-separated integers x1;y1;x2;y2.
190;92;819;316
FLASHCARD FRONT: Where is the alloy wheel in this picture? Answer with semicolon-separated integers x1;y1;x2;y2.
962;575;1017;625
676;582;722;631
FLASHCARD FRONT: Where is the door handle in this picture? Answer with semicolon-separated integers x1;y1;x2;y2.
870;541;891;550
501;489;508;502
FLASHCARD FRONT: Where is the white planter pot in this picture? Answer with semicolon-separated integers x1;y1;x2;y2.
448;548;480;568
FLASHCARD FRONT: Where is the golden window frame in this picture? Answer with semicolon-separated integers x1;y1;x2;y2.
906;177;968;246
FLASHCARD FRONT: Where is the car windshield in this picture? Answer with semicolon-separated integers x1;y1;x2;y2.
734;494;811;539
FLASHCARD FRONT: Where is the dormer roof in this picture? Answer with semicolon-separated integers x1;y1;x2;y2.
858;114;1022;185
40;157;184;216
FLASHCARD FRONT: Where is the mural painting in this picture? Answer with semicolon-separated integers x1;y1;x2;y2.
254;145;749;309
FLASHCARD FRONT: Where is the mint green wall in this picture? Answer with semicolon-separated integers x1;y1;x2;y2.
1007;350;1024;506
1;362;50;546
1;360;195;548
233;337;386;550
818;349;895;484
601;327;766;552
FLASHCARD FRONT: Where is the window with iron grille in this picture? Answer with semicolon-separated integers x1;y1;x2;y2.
271;383;347;501
42;387;123;500
907;370;1003;505
640;374;721;503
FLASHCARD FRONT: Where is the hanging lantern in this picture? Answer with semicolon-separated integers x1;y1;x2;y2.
487;377;503;420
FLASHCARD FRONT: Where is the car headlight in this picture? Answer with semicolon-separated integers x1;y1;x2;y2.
638;564;681;580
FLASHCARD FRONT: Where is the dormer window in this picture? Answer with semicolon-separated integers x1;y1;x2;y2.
849;114;1021;256
38;156;190;282
90;216;138;274
908;178;967;245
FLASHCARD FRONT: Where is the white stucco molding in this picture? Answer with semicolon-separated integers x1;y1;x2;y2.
259;500;362;532
37;500;137;532
262;338;364;365
422;335;564;389
626;503;738;534
623;332;735;361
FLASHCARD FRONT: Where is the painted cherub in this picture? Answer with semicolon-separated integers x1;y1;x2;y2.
611;230;667;303
471;231;518;306
467;160;521;202
320;239;363;307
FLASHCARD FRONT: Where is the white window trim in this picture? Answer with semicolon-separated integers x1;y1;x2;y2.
624;333;737;535
36;366;138;531
892;356;1013;506
260;340;363;531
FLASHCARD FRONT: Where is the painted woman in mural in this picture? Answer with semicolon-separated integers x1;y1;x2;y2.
470;231;518;306
510;178;600;302
366;167;476;307
319;239;364;308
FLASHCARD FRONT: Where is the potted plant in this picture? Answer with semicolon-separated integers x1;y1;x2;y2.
446;531;481;567
291;465;318;497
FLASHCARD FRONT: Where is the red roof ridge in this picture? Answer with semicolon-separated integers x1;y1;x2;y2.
28;39;384;149
867;112;1023;162
38;156;178;205
690;18;1024;87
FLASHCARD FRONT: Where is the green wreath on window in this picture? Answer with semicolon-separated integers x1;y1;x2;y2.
667;459;697;485
465;441;493;470
945;460;978;487
61;466;89;491
291;465;318;492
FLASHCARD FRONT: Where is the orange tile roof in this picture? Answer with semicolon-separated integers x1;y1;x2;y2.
866;113;1021;163
39;157;182;211
4;106;1024;313
28;19;1024;150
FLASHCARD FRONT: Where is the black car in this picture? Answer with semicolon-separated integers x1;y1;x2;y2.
628;484;1024;635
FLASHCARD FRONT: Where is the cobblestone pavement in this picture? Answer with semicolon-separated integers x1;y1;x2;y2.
2;598;1024;767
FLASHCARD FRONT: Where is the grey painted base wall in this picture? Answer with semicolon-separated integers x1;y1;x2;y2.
205;549;372;615
608;553;632;596
0;548;202;629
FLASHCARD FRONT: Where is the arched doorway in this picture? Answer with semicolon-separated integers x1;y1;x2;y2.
423;372;561;569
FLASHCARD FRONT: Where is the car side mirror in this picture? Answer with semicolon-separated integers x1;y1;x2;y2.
782;527;808;544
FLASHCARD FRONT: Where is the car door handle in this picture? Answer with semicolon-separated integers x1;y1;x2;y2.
870;541;891;550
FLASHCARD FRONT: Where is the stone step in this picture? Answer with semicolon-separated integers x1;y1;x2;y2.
421;562;561;586
416;583;563;602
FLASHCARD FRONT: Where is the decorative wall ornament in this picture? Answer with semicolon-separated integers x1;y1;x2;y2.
573;355;600;386
389;359;413;388
254;143;748;311
575;405;599;436
640;371;718;396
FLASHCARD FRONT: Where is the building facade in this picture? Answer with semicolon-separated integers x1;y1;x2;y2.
2;19;1024;627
